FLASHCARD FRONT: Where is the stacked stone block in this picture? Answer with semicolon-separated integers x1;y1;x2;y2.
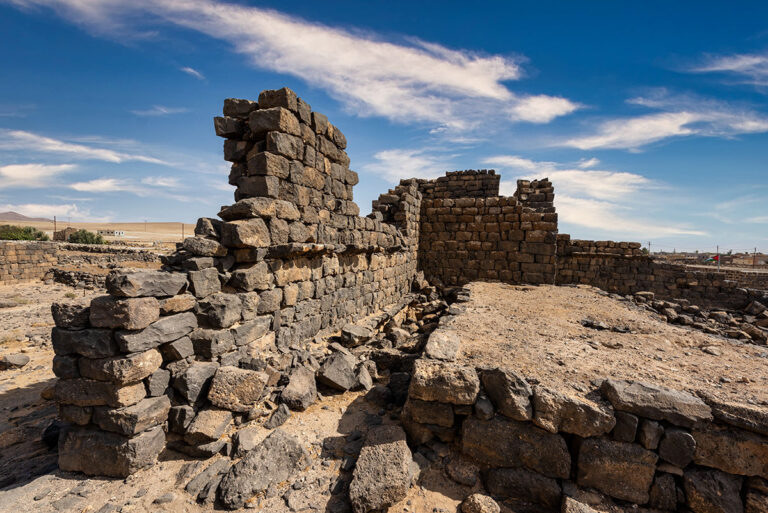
514;178;555;213
414;170;500;200
0;241;57;285
402;296;768;512
418;196;557;285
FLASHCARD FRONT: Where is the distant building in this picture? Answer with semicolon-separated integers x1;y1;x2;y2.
53;227;78;241
97;230;125;238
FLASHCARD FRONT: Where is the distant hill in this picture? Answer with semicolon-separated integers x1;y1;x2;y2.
0;211;53;223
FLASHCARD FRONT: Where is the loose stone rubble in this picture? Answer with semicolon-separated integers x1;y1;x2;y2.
40;86;768;512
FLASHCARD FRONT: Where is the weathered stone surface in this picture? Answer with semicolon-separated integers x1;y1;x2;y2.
532;386;615;437
693;426;768;478
208;366;268;412
639;419;664;450
424;329;461;361
184;408;233;445
445;456;479;486
746;487;768;513
218;429;309;509
78;349;162;385
341;323;373;347
258;88;298;111
479;367;532;420
59;425;164;478
173;362;219;404
232;316;272;346
183;236;227;257
659;428;696;468
169;405;195;434
116;312;198;353
484;467;561;509
281;366;317;411
146;368;170;396
89;296;160;330
403;398;454;428
577;437;658;504
221;219;271;248
601;379;712;428
0;353;29;370
159;336;194;361
52;355;80;378
220;197;290;220
649;473;678;511
461;493;500;513
229;262;273;291
232;426;261;457
613;411;639;442
188;268;221;298
683;468;743;513
701;393;768;437
190;329;235;359
107;271;187;298
58;404;92;425
461;417;570;479
55;379;146;408
349;425;413;513
159;294;196;315
264;403;291;429
409;359;479;405
562;497;599;513
92;396;171;435
196;293;242;329
317;353;356;391
249;106;300;137
52;328;118;359
51;300;90;328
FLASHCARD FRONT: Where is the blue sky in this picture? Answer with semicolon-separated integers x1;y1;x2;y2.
0;1;767;253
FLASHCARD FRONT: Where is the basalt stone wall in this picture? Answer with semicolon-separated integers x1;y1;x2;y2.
50;88;424;475
417;182;558;286
0;241;58;285
402;294;768;513
556;235;766;309
413;170;500;200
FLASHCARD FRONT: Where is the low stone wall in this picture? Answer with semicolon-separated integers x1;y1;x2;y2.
418;196;557;285
402;292;768;512
0;241;58;286
556;236;766;309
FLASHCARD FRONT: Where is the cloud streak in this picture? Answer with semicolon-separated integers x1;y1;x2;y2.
0;163;77;188
5;0;579;131
131;105;189;116
0;129;169;164
180;66;205;80
690;53;768;86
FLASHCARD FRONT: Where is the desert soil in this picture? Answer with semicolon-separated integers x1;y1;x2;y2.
15;221;196;244
453;282;768;406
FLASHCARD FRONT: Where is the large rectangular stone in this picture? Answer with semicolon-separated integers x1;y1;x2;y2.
78;349;162;385
52;328;118;359
577;438;658;504
115;312;198;353
461;417;570;479
58;425;164;478
408;359;479;405
92;396;171;436
249;107;300;136
221;219;271;248
106;271;188;298
693;426;768;478
89;296;160;330
55;378;146;408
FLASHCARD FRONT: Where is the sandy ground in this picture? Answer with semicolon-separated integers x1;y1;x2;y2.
11;221;196;244
452;282;768;406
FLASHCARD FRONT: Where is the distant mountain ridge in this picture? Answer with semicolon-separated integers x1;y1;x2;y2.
0;211;53;222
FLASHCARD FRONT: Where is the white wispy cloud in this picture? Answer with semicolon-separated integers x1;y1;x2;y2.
363;148;457;181
746;216;768;224
0;163;77;188
0;202;109;222
561;91;768;150
131;105;189;116
690;53;768;86
180;66;205;80
6;0;579;130
0;129;169;164
488;154;706;238
141;176;180;187
577;157;600;169
69;178;136;192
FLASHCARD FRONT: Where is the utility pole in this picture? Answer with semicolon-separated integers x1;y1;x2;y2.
755;247;758;269
53;216;57;234
648;241;651;255
181;223;184;241
717;245;721;271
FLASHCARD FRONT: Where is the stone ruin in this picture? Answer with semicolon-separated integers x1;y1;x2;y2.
47;87;768;512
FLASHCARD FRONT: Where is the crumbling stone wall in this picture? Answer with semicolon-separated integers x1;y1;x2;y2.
402;292;768;512
50;88;424;475
413;170;500;200
417;178;557;286
0;241;58;285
